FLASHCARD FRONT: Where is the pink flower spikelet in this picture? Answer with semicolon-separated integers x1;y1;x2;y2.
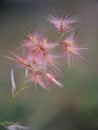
9;32;63;90
60;33;87;68
47;15;78;33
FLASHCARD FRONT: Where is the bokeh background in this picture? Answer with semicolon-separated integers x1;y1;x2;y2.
0;0;98;130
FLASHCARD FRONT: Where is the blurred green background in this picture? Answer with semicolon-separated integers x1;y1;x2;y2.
0;0;98;130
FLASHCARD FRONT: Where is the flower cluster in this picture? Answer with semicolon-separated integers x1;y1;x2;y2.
8;14;87;95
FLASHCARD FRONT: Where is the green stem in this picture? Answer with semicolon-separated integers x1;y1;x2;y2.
8;86;27;109
57;33;65;43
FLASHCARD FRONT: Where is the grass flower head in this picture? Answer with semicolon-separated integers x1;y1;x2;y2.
7;13;88;94
60;33;87;67
47;14;78;33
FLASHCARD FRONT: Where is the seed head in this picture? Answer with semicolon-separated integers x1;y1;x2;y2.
47;15;78;33
60;33;87;68
8;31;62;90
